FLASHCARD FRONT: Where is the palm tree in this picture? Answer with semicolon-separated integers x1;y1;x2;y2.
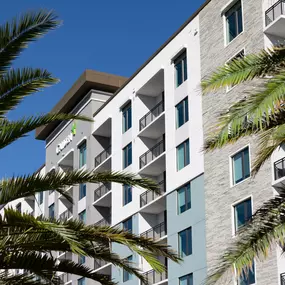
0;10;180;284
201;46;285;284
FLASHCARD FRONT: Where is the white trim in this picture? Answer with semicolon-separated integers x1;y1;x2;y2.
57;148;74;166
76;136;87;147
220;0;239;14
170;44;187;63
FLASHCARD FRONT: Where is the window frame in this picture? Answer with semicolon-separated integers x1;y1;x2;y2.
123;255;133;282
177;139;190;171
78;277;86;285
123;217;133;233
179;273;193;285
178;227;192;257
123;185;132;206
78;255;86;265
176;97;189;128
123;143;132;169
16;203;21;213
39;192;44;205
122;102;132;133
177;182;191;214
79;184;87;200
78;210;86;223
174;50;188;88
49;203;55;219
78;140;87;168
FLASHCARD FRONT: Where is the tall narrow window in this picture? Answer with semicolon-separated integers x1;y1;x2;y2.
123;256;133;282
123;185;132;206
123;143;132;168
78;255;86;265
177;139;190;171
78;278;86;285
16;203;21;213
177;183;191;214
176;97;189;128
238;261;255;285
39;192;44;205
179;227;192;257
180;273;193;285
122;102;132;133
234;198;252;233
79;210;86;223
174;51;188;87
232;147;250;185
79;184;86;200
79;141;87;168
49;204;55;219
123;217;133;233
225;0;243;44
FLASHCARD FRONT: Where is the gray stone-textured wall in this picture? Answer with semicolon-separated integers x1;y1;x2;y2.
200;0;278;284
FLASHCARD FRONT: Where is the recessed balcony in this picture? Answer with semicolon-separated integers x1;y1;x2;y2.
59;207;73;221
94;146;111;170
140;221;167;241
94;216;111;227
273;157;285;187
58;186;73;200
94;259;112;275
142;269;168;285
93;183;112;207
264;0;285;38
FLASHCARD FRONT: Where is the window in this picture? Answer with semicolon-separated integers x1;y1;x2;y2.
123;217;133;233
123;185;132;206
78;255;86;264
79;141;87;168
177;139;190;171
180;273;193;285
123;256;133;282
78;277;86;285
79;210;86;223
178;183;191;214
49;204;55;219
178;227;192;257
234;198;252;233
174;51;188;87
225;0;243;44
122;102;132;133
176;97;189;128
232;147;250;185
123;143;132;168
39;192;44;205
238;261;255;285
16;203;21;213
79;184;86;200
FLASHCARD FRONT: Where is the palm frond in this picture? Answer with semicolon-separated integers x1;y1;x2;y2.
0;272;53;285
0;113;92;149
0;10;60;75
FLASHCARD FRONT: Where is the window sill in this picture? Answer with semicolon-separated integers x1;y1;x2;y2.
225;31;244;48
230;176;251;188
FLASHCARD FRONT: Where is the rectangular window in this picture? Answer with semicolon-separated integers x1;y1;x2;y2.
78;255;86;265
79;184;86;200
232;147;250;185
123;217;133;233
39;192;44;205
79;210;86;223
123;185;132;206
123;256;133;282
16;203;21;213
180;273;193;285
78;278;86;285
178;227;192;257
177;139;190;171
174;51;188;87
176;97;189;128
178;183;191;214
238;261;255;285
122;102;132;133
225;0;243;44
49;204;55;219
123;143;132;168
79;141;87;168
234;198;252;233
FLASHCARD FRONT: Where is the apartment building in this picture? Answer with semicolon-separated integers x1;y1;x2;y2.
4;0;285;284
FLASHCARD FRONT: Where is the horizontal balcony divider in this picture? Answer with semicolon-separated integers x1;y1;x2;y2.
140;180;166;207
265;0;285;26
94;259;109;270
143;269;167;285
139;138;165;169
94;145;111;168
94;183;111;202
139;100;164;131
59;207;73;221
140;221;167;240
94;216;111;227
274;157;285;180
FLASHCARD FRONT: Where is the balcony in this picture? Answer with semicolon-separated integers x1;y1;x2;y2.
94;259;111;275
139;100;165;139
139;138;165;175
59;273;72;284
94;146;111;169
281;273;285;285
142;269;167;285
264;0;285;38
59;207;73;221
93;183;111;207
58;186;73;200
94;216;111;227
140;221;167;240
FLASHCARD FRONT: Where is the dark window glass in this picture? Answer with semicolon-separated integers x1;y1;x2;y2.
174;51;188;87
79;184;86;200
176;97;189;128
177;139;190;170
226;1;243;43
238;261;255;285
232;147;250;184
234;198;252;233
123;256;133;282
78;278;85;285
123;143;132;168
39;192;44;205
79;141;87;168
180;273;193;285
123;185;132;206
16;203;21;213
122;103;132;133
49;204;54;219
123;217;133;233
178;183;191;214
179;227;192;257
79;210;86;223
78;255;86;264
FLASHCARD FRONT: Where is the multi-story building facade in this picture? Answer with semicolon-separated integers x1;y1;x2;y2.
4;0;285;284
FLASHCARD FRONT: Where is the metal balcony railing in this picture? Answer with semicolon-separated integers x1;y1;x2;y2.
281;273;285;285
94;216;111;227
139;138;165;169
94;146;111;168
140;180;166;207
143;269;167;285
274;157;285;180
94;259;109;270
140;221;167;240
265;0;285;26
59;207;73;221
139;100;164;131
59;273;71;284
94;183;111;202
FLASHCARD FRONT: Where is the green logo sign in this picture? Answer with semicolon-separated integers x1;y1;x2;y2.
71;122;77;135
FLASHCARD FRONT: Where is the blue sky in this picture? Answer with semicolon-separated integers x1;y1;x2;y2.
1;0;205;177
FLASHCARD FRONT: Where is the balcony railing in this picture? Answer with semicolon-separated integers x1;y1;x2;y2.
140;221;167;240
94;146;111;168
281;273;285;285
139;138;165;169
94;183;111;202
143;269;167;285
59;207;73;221
140;180;166;207
94;216;111;227
94;259;109;270
274;157;285;180
265;0;285;26
59;273;71;284
139;100;164;131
